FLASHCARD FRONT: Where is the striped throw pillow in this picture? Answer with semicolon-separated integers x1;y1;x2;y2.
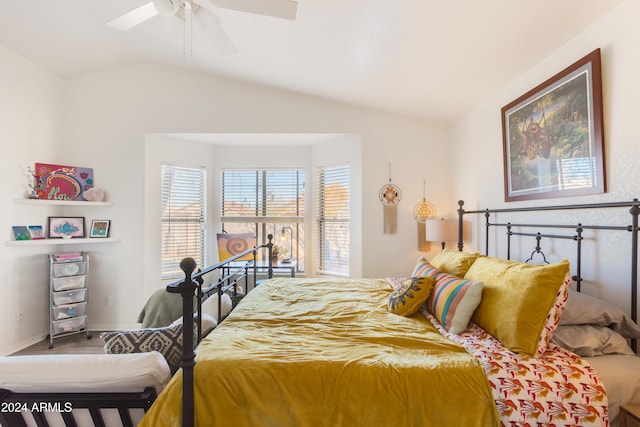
426;272;484;335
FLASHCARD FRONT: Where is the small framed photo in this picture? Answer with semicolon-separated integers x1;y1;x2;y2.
12;226;30;241
48;217;85;239
28;225;45;240
90;220;111;238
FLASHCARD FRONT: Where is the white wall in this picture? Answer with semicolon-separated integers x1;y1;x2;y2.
1;58;452;354
453;0;639;313
0;44;63;354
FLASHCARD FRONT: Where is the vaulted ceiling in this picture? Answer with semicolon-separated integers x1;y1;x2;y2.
0;0;623;122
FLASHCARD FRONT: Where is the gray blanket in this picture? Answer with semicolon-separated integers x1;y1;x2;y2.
137;289;192;328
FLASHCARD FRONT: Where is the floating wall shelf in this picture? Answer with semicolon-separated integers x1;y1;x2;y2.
13;198;113;207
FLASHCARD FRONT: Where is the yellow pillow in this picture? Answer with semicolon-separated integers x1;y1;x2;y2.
429;250;480;277
464;256;569;356
388;277;435;316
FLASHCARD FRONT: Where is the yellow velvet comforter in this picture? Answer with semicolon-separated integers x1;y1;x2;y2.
140;278;500;427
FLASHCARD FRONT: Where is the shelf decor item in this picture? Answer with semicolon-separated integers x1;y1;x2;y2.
28;225;45;240
34;163;94;202
48;217;86;239
501;48;605;202
12;226;30;241
90;220;111;238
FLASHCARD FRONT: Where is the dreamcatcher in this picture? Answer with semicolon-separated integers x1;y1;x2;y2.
379;163;401;234
412;181;436;251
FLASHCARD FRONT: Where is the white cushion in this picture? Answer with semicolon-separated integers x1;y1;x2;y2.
0;351;171;393
201;293;233;320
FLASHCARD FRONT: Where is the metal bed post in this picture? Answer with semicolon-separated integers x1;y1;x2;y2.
574;224;583;292
167;258;198;427
457;200;465;252
506;223;512;260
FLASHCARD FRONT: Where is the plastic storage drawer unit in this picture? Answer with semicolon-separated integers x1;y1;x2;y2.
52;261;87;277
52;288;87;305
52;302;87;320
53;315;87;335
52;275;86;291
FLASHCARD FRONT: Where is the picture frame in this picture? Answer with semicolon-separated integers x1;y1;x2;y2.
502;49;605;202
47;217;85;239
28;225;45;240
90;219;111;238
12;226;30;241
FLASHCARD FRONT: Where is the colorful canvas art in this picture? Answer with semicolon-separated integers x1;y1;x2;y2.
34;163;94;201
28;225;45;240
217;233;256;261
12;226;30;241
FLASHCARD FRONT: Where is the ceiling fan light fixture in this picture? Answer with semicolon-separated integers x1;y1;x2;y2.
153;0;182;18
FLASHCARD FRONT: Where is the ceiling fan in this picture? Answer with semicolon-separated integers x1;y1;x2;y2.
106;0;298;55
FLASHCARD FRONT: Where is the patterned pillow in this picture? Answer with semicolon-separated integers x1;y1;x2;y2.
534;272;571;358
411;257;442;279
426;272;484;334
100;314;216;373
388;276;435;316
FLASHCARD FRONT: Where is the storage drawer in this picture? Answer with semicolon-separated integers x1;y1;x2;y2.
52;302;86;320
52;275;86;291
52;261;87;278
52;288;87;305
53;315;86;335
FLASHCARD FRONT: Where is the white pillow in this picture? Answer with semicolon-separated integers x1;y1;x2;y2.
201;293;233;321
0;351;171;393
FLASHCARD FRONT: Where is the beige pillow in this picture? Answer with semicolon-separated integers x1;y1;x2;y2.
464;256;569;356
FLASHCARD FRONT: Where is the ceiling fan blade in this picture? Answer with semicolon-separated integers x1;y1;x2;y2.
106;2;159;31
211;0;297;20
194;8;239;55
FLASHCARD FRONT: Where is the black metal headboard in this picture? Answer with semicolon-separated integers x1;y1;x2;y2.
456;199;640;327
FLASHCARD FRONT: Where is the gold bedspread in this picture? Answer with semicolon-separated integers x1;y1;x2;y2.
140;278;499;427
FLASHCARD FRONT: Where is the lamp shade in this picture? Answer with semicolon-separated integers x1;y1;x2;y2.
425;218;458;244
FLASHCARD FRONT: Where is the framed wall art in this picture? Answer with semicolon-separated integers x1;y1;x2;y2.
47;217;85;239
28;225;45;240
90;220;111;238
34;163;94;201
502;48;605;202
12;226;30;241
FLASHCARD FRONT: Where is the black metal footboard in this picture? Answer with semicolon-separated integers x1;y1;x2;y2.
167;234;273;427
0;387;157;427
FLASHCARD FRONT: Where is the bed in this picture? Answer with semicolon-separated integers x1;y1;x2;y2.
140;199;640;427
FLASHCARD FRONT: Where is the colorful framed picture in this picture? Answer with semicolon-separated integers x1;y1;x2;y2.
216;233;256;261
28;225;45;240
34;163;94;201
12;226;30;241
47;217;85;239
501;49;605;202
90;220;111;238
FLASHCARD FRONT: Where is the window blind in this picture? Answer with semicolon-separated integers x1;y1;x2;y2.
161;163;206;279
221;170;304;222
221;169;305;266
316;165;350;276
